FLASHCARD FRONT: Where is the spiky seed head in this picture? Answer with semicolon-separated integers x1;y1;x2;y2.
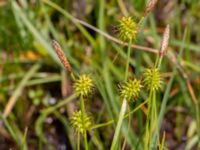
118;16;138;42
143;68;162;91
70;111;92;134
119;79;142;102
73;74;93;97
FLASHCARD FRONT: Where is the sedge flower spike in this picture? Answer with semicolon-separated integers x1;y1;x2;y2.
159;25;170;58
73;74;93;97
119;79;142;102
118;16;138;42
52;40;72;73
143;68;162;91
70;111;92;134
144;0;158;16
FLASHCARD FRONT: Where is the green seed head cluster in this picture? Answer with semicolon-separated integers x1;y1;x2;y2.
118;16;138;42
143;68;162;91
70;111;92;134
73;74;93;97
119;79;142;102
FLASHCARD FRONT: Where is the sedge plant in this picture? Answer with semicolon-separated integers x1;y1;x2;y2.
110;16;141;150
143;25;170;150
72;74;94;150
52;40;94;150
111;1;160;148
52;1;168;149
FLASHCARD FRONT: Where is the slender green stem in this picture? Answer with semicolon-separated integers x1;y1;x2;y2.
157;57;163;69
80;96;86;116
80;96;88;150
125;41;132;81
154;53;163;69
149;99;154;149
144;89;153;150
151;91;158;149
77;132;80;150
92;120;114;129
22;127;28;150
84;131;88;150
110;99;127;150
154;92;159;139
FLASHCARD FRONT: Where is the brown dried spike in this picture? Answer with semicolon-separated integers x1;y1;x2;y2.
144;0;158;16
52;40;72;73
159;25;170;58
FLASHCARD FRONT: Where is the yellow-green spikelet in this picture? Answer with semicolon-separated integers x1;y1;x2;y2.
73;74;93;97
119;79;142;102
70;111;92;134
118;16;138;42
143;68;162;91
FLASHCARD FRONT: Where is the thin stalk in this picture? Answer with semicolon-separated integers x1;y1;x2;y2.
21;127;28;150
125;41;132;81
151;91;158;149
154;92;159;140
77;132;80;150
154;54;163;69
154;55;159;68
84;131;88;150
144;89;153;150
159;132;166;150
156;56;163;69
92;120;114;129
149;98;154;149
80;96;86;116
80;96;88;150
110;99;127;150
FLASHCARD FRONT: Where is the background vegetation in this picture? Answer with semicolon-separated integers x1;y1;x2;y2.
0;0;200;149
